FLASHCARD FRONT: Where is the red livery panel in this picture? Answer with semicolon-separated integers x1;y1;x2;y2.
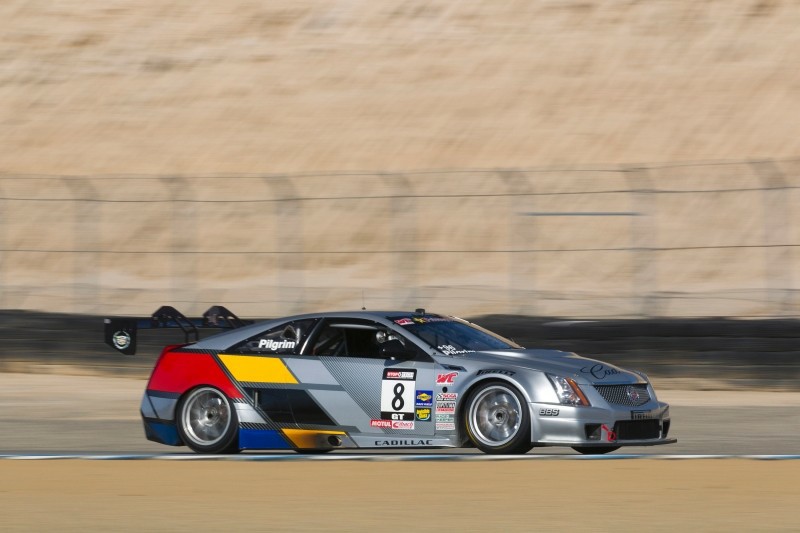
146;348;243;399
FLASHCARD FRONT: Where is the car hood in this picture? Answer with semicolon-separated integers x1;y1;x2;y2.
460;349;645;385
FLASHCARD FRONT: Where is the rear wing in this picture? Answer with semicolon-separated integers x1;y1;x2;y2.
103;305;252;355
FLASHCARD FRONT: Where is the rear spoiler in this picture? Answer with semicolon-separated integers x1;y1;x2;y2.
103;305;253;355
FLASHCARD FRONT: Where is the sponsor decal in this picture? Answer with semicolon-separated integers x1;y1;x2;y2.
436;392;457;401
408;317;453;324
415;408;431;421
477;369;516;377
435;413;454;422
436;372;458;385
372;419;414;430
415;390;433;407
112;331;131;350
374;439;434;446
438;345;475;356
394;318;414;326
257;339;297;351
436;422;456;431
601;424;617;443
436;401;456;414
380;368;417;421
385;370;416;380
580;364;621;380
631;410;656;420
539;408;560;417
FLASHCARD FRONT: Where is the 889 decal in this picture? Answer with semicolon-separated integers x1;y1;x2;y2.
380;369;417;421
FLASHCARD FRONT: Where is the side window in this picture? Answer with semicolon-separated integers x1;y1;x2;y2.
311;320;401;358
231;319;316;355
311;325;346;356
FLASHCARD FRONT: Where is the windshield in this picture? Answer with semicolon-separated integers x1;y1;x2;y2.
390;315;522;355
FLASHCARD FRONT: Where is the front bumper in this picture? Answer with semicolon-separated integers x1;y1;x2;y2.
529;401;675;447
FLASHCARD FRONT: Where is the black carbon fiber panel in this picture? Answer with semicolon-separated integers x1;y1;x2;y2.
254;388;337;426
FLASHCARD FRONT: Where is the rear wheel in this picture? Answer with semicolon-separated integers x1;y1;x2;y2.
464;381;532;454
571;446;620;455
177;386;239;454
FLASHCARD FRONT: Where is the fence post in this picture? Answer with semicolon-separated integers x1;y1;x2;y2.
159;177;195;312
385;173;418;309
64;176;100;314
625;167;658;317
0;179;4;309
501;170;535;316
263;176;305;315
751;160;793;316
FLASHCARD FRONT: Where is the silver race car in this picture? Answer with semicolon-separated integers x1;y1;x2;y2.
105;307;675;454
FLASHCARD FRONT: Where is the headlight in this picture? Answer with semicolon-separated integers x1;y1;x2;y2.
547;374;590;406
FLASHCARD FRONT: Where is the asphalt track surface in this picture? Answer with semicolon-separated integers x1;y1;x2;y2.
2;373;799;532
1;372;799;456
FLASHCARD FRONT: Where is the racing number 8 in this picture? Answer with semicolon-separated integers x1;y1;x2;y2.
392;383;405;411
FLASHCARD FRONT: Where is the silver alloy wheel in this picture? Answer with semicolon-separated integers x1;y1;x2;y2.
467;385;523;447
181;387;232;448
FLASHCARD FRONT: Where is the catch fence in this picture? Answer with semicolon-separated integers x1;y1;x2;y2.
1;158;798;318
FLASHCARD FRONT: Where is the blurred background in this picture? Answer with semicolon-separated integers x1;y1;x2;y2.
2;0;800;384
1;163;799;319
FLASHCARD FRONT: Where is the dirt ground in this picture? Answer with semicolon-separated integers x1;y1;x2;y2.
1;459;798;531
3;0;800;175
4;1;800;318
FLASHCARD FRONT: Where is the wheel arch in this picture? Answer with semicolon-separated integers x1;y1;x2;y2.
175;383;241;453
455;376;531;444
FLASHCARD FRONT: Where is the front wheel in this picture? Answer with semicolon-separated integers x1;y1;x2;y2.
571;446;620;455
176;386;239;454
463;381;532;454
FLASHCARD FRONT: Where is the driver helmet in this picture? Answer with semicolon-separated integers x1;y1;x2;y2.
375;330;398;344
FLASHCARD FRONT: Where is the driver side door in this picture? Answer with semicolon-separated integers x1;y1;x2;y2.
307;318;436;437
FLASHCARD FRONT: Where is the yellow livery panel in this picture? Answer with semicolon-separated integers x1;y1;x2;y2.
218;355;298;384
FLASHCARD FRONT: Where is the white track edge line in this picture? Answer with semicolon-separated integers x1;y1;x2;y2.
1;454;799;461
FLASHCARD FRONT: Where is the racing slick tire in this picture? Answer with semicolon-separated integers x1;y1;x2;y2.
176;386;240;454
464;381;532;455
571;446;621;455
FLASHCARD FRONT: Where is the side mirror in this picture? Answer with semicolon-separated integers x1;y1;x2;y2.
379;339;415;360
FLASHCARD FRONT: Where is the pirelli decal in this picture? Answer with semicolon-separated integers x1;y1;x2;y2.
218;355;298;384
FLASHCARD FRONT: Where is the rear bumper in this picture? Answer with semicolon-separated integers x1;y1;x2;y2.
142;417;182;446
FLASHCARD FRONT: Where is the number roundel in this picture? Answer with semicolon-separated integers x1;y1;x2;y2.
392;383;405;411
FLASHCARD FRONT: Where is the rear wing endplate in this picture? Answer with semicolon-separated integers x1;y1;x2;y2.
103;305;252;355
